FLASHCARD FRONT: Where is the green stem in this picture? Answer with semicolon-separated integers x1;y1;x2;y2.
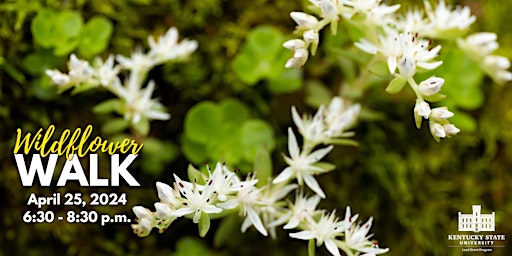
407;77;424;101
308;239;316;256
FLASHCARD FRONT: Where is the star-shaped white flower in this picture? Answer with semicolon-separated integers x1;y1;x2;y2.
290;210;346;256
355;31;442;78
273;128;333;198
172;174;222;223
270;192;322;230
115;80;171;124
345;217;389;254
94;54;121;87
148;27;198;64
423;0;475;39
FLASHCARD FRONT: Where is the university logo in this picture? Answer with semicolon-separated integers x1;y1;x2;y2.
458;205;495;232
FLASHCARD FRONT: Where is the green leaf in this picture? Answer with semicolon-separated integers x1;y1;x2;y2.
328;138;359;146
187;164;205;184
246;26;284;58
232;54;260;84
214;215;240;247
140;139;178;175
31;9;57;48
133;118;150;136
101;118;129;134
369;59;391;77
312;162;336;173
232;26;288;85
93;99;121;114
184;101;222;144
198;211;210;237
182;136;208;164
22;50;63;75
219;98;250;125
254;145;272;187
385;76;407;94
267;69;302;94
53;10;83;56
78;16;113;58
305;81;333;108
240;119;275;161
423;93;446;103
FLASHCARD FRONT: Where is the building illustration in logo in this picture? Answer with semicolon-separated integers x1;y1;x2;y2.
458;205;495;232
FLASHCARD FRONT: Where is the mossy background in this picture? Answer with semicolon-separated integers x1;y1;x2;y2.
1;0;511;255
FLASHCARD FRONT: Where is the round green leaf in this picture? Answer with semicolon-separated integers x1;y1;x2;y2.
267;69;302;93
31;9;57;48
240;119;275;161
78;16;113;57
184;101;223;144
219;98;250;125
182;136;208;164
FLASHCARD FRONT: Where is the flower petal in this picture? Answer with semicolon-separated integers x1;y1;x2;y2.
303;174;326;198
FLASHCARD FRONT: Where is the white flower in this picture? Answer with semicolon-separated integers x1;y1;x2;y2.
292;105;326;144
414;100;431;119
283;39;307;51
45;69;70;87
418;76;444;96
209;162;257;202
423;0;475;39
397;8;429;35
156;181;179;206
273;128;333;198
430;107;453;120
303;29;320;55
457;32;512;84
116;48;154;72
290;12;319;30
429;122;446;138
172;174;222;223
483;55;512;83
258;183;298;238
443;123;460;136
94;54;120;87
131;206;156;237
290;210;346;256
116;80;171;124
398;55;416;79
346;217;389;254
285;47;309;69
324;97;360;138
68;54;95;84
148;27;198;64
278;192;322;230
343;0;400;26
356;31;442;77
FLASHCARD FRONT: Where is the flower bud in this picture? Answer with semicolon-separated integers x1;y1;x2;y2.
430;122;446;138
154;202;174;219
156;181;176;205
398;55;416;78
283;39;306;50
418;76;444;96
443;124;460;136
414;100;431;119
133;206;152;220
290;12;319;30
431;107;454;120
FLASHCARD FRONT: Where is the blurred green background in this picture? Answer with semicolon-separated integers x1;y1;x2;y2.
1;0;511;255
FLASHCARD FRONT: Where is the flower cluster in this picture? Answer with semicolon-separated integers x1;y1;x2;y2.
284;0;511;140
46;27;197;126
132;97;388;256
